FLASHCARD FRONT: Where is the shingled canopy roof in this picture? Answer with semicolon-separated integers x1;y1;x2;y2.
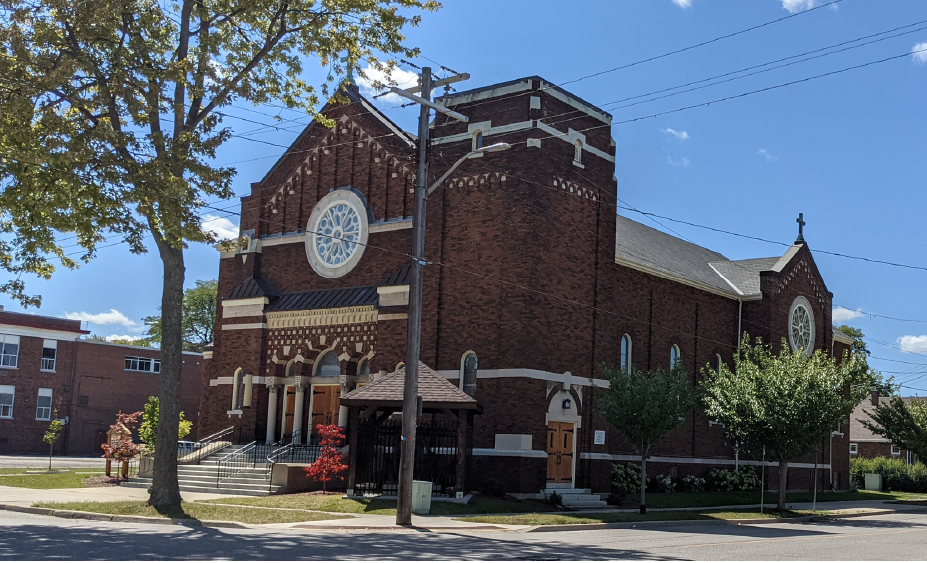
341;361;480;411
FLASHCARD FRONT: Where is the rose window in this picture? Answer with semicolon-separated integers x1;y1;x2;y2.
313;203;361;267
790;304;812;353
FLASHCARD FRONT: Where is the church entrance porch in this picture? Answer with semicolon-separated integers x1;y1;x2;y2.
546;421;575;485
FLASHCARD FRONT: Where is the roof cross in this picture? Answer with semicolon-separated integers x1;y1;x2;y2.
339;54;355;85
796;213;806;244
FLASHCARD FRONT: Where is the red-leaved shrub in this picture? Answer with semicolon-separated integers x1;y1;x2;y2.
305;424;348;491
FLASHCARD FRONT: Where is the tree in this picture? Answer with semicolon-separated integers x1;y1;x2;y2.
836;325;896;395
305;424;348;491
139;396;192;451
862;396;927;463
42;417;64;471
143;279;217;352
0;0;436;511
101;411;144;479
595;363;696;514
701;334;870;511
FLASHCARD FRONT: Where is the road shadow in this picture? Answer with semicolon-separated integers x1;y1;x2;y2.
0;519;669;560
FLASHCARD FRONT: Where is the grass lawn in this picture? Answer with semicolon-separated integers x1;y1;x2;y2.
200;493;557;516
642;490;927;509
458;509;820;526
33;501;350;524
0;469;94;489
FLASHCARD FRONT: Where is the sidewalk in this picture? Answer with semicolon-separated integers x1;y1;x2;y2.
0;485;234;505
0;455;107;469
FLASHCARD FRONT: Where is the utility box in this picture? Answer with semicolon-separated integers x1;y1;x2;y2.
411;480;433;515
864;473;882;491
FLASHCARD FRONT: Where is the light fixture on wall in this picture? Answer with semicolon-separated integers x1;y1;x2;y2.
562;398;571;410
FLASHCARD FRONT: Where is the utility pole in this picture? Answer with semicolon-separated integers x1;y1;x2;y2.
396;66;432;526
391;67;472;526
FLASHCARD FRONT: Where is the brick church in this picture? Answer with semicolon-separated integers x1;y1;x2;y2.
198;76;855;496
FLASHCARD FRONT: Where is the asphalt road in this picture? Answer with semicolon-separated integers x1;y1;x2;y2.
2;509;927;560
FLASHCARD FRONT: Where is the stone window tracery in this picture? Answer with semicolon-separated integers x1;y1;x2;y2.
670;344;681;369
788;296;815;355
460;351;478;398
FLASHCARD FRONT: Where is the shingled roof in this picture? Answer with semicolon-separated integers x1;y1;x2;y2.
226;277;283;300
266;285;378;312
341;361;480;410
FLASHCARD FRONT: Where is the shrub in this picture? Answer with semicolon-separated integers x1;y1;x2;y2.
680;475;706;493
650;474;676;494
706;467;760;492
850;457;927;493
608;463;641;504
548;491;563;507
304;424;347;491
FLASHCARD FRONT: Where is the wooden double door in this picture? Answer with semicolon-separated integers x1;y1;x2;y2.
311;385;341;429
546;422;574;484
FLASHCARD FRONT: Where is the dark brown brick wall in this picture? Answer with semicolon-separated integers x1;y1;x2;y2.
0;337;202;455
197;79;852;494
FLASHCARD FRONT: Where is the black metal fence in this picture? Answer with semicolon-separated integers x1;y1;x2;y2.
353;419;458;497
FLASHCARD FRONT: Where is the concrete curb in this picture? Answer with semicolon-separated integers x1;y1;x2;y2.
0;503;247;529
522;507;927;533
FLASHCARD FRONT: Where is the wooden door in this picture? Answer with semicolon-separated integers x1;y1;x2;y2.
284;386;295;435
311;385;341;430
546;422;574;484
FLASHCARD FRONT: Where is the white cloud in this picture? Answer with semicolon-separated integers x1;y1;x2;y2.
64;309;138;330
779;0;816;13
898;335;927;354
913;41;927;65
202;214;239;241
756;149;778;162
103;334;143;342
661;128;689;141
666;156;690;167
672;0;693;8
356;66;420;104
832;306;863;324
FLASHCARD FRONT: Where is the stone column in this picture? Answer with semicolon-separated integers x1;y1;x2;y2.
338;374;350;427
265;384;279;443
292;379;306;444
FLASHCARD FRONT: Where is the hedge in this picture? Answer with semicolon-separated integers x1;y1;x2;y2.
850;457;927;493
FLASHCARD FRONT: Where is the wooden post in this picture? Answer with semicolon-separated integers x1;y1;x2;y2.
456;409;468;496
346;406;360;496
121;460;129;479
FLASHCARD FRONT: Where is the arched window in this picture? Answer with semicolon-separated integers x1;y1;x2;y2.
460;351;478;398
670;344;681;369
473;130;483;151
356;359;370;378
620;335;632;372
395;362;405;372
716;354;724;374
315;351;341;377
574;140;583;163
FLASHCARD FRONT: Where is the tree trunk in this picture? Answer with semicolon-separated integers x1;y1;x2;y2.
147;242;185;512
48;442;52;471
640;456;647;515
778;459;788;512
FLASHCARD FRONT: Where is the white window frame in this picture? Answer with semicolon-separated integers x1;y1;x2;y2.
124;355;161;373
670;344;681;369
849;443;858;454
0;334;20;368
574;139;583;164
891;444;901;455
35;388;52;421
41;339;57;372
620;334;632;373
0;385;14;419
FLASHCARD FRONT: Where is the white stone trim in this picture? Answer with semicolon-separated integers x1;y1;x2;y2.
221;322;267;331
436;79;533;107
579;453;830;470
266;305;376;329
834;329;855;346
370;219;412;233
0;324;84;342
378;313;408;321
851;438;892;443
211;375;267;387
223;219;413;258
432;120;534;146
305;189;370;279
535;121;615;163
539;80;612;125
437;367;609;389
772;244;802;273
473;448;548;459
222;297;268;319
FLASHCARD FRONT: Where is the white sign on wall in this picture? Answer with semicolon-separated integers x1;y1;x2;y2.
594;430;606;445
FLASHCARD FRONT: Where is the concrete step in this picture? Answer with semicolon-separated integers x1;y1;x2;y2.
543;488;591;495
561;500;609;508
123;478;277;497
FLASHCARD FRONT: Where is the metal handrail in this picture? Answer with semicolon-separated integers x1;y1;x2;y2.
265;442;323;491
216;441;256;486
197;426;235;448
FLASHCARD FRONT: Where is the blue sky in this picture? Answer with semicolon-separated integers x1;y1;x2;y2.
6;0;927;391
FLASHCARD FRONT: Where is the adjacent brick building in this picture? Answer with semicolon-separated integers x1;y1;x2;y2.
0;310;203;455
850;392;917;464
197;78;855;495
